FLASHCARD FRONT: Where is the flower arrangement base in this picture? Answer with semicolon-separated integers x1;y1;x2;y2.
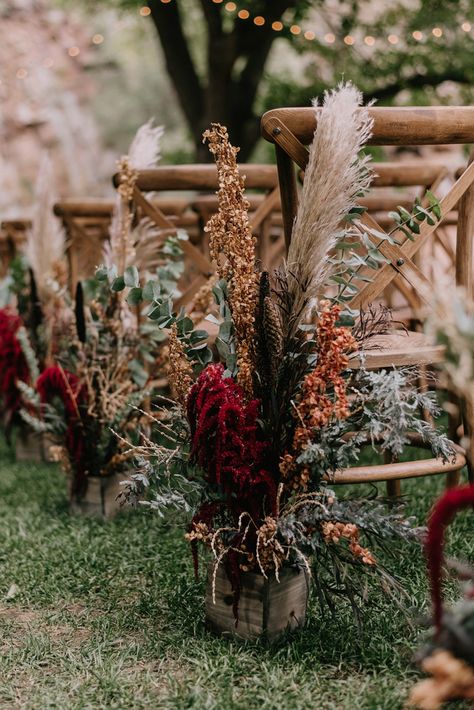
15;428;45;463
68;472;128;519
205;563;309;642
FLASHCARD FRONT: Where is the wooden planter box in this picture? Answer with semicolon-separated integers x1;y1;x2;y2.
68;471;128;519
205;563;309;642
15;429;60;463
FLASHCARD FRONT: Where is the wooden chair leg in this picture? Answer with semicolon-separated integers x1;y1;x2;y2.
445;470;461;488
386;479;402;500
384;451;401;501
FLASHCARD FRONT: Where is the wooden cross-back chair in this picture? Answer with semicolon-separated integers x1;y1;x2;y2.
358;162;455;321
54;198;200;294
0;219;30;276
262;105;474;491
296;161;453;321
113;164;282;312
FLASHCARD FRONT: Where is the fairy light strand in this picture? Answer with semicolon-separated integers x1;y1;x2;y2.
142;1;472;50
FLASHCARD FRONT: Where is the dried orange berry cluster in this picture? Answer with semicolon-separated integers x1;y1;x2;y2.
321;521;376;565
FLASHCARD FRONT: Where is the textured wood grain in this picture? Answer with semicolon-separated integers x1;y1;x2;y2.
262;107;474;145
116;164;279;192
15;429;44;463
205;564;309;642
68;472;128;519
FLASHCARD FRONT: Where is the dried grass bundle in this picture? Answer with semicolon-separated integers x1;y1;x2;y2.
106;119;164;273
26;153;66;300
286;82;373;331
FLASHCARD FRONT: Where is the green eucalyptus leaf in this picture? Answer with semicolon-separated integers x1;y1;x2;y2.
111;275;125;292
124;265;140;288
126;287;143;305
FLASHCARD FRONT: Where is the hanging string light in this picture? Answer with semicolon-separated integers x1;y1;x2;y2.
138;0;472;50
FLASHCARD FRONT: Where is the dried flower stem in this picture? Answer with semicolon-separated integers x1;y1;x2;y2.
203;124;258;397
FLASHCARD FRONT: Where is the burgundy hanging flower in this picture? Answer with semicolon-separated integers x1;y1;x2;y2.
37;366;88;493
187;363;276;517
0;308;30;423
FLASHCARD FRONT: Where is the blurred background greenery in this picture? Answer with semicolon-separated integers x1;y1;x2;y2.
1;0;473;209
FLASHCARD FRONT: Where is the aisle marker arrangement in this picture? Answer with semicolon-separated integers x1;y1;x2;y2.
114;85;454;639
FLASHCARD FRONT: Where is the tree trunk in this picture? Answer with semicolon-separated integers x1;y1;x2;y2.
148;0;296;161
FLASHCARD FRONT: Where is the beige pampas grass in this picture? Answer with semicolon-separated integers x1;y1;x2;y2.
26;153;65;300
286;82;373;328
105;119;164;273
128;119;164;171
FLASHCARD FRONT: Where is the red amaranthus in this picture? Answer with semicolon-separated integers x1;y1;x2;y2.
187;363;276;517
37;366;88;493
0;308;30;426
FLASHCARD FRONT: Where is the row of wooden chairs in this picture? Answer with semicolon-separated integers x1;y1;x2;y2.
1;160;462;325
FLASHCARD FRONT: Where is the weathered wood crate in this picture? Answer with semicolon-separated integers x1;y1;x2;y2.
15;429;60;463
205;563;309;642
68;472;129;519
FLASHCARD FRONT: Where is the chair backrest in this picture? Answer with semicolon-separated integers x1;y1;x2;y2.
0;219;30;275
113;163;283;311
54;197;202;292
261;106;474;309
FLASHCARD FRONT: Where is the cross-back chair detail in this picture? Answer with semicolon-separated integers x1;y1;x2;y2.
54;198;200;294
54;200;114;292
262;105;474;490
114;164;281;312
0;219;30;276
262;107;474;314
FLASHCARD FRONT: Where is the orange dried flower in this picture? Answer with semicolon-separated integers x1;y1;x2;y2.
293;301;355;448
322;520;376;565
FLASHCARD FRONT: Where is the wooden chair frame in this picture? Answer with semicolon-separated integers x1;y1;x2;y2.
0;219;30;275
113;164;281;311
261;105;474;487
262;107;474;310
54;200;114;292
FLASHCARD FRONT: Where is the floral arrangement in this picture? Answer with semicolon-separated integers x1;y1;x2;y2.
116;84;453;623
409;485;474;709
0;155;67;442
17;120;188;495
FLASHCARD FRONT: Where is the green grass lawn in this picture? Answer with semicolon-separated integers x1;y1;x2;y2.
0;437;472;710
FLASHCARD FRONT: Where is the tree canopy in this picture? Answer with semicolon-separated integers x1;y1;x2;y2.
78;0;474;159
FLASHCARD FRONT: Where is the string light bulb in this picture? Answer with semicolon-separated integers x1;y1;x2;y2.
462;21;471;31
42;57;54;68
343;35;355;45
304;30;315;40
432;27;443;37
290;24;301;35
254;16;265;26
238;9;249;19
364;35;375;45
16;68;28;79
324;33;335;43
225;2;236;10
68;46;80;57
92;34;104;45
139;5;151;14
412;30;423;40
272;21;283;31
388;34;399;44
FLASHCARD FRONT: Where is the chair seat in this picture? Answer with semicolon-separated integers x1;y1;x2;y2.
349;330;445;370
324;436;466;484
